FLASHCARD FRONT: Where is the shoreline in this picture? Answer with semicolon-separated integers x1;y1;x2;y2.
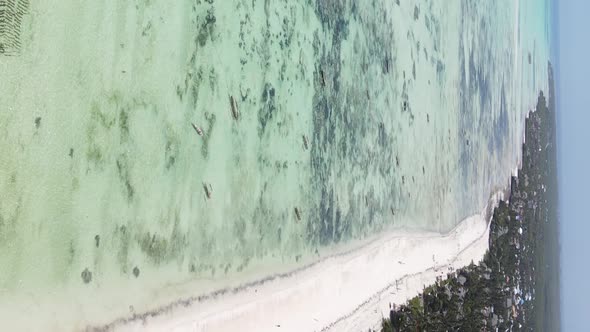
87;92;535;331
0;192;504;332
104;194;501;332
0;2;552;330
95;121;526;332
325;191;505;332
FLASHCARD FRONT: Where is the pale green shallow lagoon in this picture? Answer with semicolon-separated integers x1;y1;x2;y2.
0;0;551;328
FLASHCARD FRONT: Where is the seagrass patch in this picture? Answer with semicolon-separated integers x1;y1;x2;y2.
0;0;30;56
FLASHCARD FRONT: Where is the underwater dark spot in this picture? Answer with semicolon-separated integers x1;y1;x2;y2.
69;148;74;158
95;234;100;248
436;60;445;76
133;266;140;278
68;242;75;265
165;141;177;170
125;180;134;200
34;117;41;129
258;83;277;137
116;155;134;202
137;230;184;265
201;113;216;159
414;6;420;21
81;268;92;284
119;108;130;141
197;9;217;47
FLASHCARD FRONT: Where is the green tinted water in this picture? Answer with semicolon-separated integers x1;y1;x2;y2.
0;0;551;327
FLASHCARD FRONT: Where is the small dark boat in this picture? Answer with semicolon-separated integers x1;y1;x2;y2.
229;95;240;120
203;183;212;199
294;207;301;221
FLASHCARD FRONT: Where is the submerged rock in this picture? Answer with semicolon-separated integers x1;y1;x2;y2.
81;268;92;284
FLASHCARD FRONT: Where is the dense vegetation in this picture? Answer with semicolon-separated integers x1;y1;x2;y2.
380;63;559;331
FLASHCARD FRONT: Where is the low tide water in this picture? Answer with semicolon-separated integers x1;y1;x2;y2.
0;0;551;327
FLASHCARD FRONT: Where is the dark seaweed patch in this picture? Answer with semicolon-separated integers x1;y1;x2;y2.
258;83;276;137
165;141;176;169
86;144;103;168
116;154;134;202
115;225;130;273
138;232;169;265
136;216;186;266
164;129;179;170
0;0;30;56
81;268;92;284
119;107;130;142
201;112;216;159
197;8;217;47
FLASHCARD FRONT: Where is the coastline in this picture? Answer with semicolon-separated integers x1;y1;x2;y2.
0;1;553;330
91;87;542;331
0;192;504;332
324;191;505;332
373;76;560;330
112;79;552;332
107;197;500;332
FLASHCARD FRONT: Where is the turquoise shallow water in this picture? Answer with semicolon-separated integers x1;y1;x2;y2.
0;0;551;327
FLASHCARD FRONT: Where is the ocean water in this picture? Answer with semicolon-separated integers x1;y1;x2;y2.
0;0;551;327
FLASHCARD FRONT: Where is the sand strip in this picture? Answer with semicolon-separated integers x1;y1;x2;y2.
116;200;497;332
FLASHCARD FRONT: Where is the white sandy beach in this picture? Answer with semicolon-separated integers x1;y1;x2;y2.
115;200;497;332
0;1;551;330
